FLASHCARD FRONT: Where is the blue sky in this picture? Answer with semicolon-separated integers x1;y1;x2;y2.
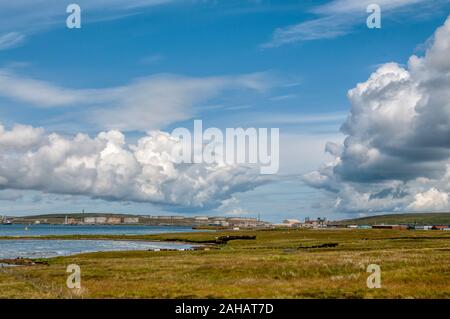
1;0;450;222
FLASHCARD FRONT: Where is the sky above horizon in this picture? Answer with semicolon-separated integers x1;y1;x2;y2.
1;0;450;222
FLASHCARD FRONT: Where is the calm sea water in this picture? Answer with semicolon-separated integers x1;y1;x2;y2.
0;224;197;237
0;239;194;259
0;224;201;259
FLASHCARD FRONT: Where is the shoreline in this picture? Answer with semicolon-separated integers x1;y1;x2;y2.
0;232;258;264
0;236;206;263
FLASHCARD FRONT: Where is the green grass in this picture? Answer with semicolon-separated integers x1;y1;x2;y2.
1;229;450;298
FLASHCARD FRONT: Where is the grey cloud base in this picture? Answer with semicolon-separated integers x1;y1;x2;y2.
304;16;450;213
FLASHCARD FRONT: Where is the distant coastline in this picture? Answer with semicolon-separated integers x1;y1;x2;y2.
2;213;270;229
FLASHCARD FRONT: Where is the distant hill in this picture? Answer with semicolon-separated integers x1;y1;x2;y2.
336;213;450;226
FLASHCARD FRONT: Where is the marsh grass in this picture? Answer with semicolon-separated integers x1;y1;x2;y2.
1;229;449;298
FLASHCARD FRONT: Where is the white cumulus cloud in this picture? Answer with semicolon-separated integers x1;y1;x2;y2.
0;123;270;209
304;15;450;213
407;188;449;211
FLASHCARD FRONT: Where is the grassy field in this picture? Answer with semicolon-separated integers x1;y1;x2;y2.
1;229;450;298
336;212;450;226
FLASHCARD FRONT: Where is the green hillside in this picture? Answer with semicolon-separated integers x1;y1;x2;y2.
337;213;450;226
